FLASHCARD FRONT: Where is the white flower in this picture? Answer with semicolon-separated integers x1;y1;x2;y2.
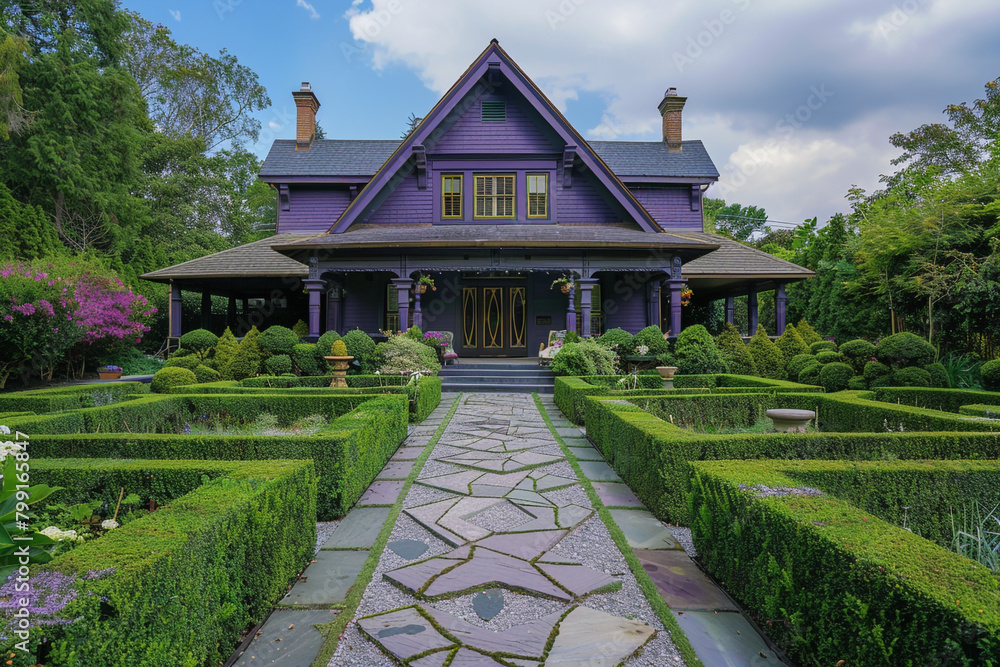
101;519;119;530
40;526;79;541
374;370;380;375
0;425;10;435
637;345;649;356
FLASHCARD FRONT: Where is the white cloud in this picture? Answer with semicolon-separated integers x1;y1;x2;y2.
269;121;283;130
341;0;1000;221
168;9;181;21
297;0;320;20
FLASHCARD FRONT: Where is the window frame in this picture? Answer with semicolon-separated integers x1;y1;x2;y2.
441;174;463;220
473;173;516;220
526;173;549;219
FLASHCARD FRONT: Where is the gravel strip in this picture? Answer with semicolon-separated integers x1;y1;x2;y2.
669;526;697;558
315;521;338;555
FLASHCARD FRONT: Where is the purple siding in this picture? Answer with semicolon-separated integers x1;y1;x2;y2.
433;95;560;154
278;187;352;234
601;273;648;333
364;174;432;225
557;174;621;223
342;275;384;332
629;186;702;231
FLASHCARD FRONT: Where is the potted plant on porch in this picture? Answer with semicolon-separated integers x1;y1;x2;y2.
97;365;122;380
417;274;436;294
550;275;573;294
324;340;354;388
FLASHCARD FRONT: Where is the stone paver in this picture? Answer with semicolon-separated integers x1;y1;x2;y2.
357;480;404;505
568;446;602;461
634;549;737;611
233;609;336;666
577;460;623;482
378;460;417;479
592;482;644;508
321;507;390;549
339;393;670;666
674;611;785;666
279;550;369;606
611;509;680;550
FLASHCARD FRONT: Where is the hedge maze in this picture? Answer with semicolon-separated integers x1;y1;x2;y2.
569;377;1000;665
1;375;440;664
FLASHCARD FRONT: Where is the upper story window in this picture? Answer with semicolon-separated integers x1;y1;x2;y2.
526;173;548;218
442;174;462;218
474;175;515;219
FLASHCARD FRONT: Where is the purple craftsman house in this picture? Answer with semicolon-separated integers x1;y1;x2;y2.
143;41;812;357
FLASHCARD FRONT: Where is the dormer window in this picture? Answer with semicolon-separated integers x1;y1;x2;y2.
474;175;515;219
481;100;506;122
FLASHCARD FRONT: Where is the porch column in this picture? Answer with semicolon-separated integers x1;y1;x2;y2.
725;296;735;325
326;284;342;334
170;283;182;338
303;278;327;340
200;291;212;330
748;287;759;335
412;289;423;329
649;281;662;331
565;282;577;333
666;280;684;336
578;278;599;337
392;278;414;332
226;296;237;330
775;283;787;335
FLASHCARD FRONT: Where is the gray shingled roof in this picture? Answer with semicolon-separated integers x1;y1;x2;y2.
590;140;719;179
140;235;310;281
270;224;716;252
683;234;814;277
259;139;718;180
259;139;400;178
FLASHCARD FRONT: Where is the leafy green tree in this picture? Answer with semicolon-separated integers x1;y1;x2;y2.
704;198;768;240
674;325;728;375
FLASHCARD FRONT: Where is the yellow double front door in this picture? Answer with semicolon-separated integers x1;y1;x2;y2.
461;284;527;356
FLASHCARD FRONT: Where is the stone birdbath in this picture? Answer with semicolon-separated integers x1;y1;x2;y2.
766;408;816;433
655;366;679;390
325;340;353;388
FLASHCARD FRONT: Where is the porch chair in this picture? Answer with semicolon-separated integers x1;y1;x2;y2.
538;330;567;367
428;330;459;365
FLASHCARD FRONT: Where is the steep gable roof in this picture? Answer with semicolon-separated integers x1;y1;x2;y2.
328;40;663;234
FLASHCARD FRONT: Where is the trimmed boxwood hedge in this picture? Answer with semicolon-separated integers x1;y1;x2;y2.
959;404;1000;419
690;460;1000;666
2;459;316;666
27;395;408;519
0;381;148;413
583;395;1000;523
872;386;1000;413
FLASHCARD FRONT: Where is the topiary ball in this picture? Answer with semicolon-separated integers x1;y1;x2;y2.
809;340;837;354
163;355;201;371
179;329;219;358
924;362;949;389
798;361;823;386
863;361;893;387
875;332;935;369
787;354;817;381
331;339;349;356
674;325;729;375
597;328;635;355
194;365;221;384
848;375;867;390
839;339;877;374
292;343;322;376
317;330;342;352
258;325;300;357
342;329;377;372
264;354;293;376
820;362;854;392
892;366;932;387
816;351;844;365
633;325;671;356
979;359;1000;392
151;367;197;393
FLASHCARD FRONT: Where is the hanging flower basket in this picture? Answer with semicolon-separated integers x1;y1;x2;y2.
680;287;693;307
417;275;436;294
550;276;573;294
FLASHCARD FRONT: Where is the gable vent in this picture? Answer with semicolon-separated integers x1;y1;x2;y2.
481;100;506;122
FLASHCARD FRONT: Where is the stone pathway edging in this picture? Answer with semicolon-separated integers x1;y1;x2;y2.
337;393;682;666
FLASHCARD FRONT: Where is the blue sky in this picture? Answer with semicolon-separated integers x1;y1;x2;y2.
124;0;1000;225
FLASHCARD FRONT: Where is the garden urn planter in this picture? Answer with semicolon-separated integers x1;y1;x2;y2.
766;408;816;433
98;371;122;380
324;355;354;388
655;366;679;390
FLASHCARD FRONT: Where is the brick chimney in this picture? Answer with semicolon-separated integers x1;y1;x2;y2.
292;82;320;151
657;87;686;153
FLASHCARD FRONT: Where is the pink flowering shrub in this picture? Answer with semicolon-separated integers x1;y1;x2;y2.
0;260;155;387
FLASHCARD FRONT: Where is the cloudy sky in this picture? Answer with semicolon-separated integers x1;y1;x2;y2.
128;0;1000;226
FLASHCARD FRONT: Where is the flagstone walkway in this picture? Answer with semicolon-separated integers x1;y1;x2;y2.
331;393;683;666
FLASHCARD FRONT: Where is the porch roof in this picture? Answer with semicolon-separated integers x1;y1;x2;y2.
140;234;311;283
682;234;815;279
270;224;717;257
